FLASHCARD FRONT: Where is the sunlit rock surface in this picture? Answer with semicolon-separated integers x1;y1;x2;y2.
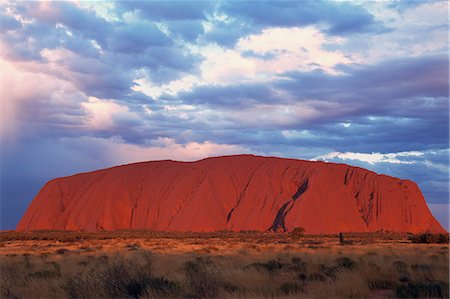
17;155;445;233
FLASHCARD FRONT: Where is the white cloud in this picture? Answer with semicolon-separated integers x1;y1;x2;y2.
314;150;425;165
82;97;137;130
358;1;448;62
60;136;252;164
423;160;449;173
236;26;354;75
0;59;83;139
134;26;356;98
281;129;315;139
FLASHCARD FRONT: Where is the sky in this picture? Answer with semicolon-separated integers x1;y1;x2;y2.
0;0;448;230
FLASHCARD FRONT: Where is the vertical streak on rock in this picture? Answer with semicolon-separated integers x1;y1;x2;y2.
292;179;309;201
270;178;309;232
227;207;234;222
129;205;136;229
227;161;267;223
344;168;350;185
57;182;66;213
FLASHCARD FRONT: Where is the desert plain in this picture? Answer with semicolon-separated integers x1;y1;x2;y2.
1;230;448;298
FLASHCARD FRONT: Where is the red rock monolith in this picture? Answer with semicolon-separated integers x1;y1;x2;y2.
17;155;446;233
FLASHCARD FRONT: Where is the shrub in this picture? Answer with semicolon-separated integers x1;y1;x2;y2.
55;248;69;255
335;257;356;269
290;227;305;238
28;270;61;279
103;262;149;298
246;260;284;273
408;233;449;244
307;273;327;281
61;256;169;299
183;260;219;298
146;277;180;297
392;261;408;273
368;279;396;290
62;270;105;298
395;281;449;298
279;282;303;295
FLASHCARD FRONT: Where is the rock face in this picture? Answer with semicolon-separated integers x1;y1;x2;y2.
17;155;445;233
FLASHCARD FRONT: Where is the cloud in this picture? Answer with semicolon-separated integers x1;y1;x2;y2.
166;20;205;42
220;1;386;35
0;11;22;31
314;151;424;165
107;22;172;53
167;55;447;155
117;1;213;21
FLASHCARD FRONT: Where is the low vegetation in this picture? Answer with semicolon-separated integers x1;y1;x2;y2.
408;233;449;244
0;231;448;298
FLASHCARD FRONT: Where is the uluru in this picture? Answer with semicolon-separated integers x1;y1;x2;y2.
17;155;445;234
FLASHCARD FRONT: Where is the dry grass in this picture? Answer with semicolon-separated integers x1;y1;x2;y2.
0;231;448;298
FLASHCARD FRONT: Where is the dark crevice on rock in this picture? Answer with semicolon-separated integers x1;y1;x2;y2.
227;163;266;224
270;201;291;232
130;207;135;229
344;168;350;185
269;178;309;232
227;207;235;223
292;179;308;201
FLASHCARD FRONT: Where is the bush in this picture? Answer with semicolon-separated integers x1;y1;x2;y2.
290;227;305;238
246;260;284;273
392;260;408;273
103;262;149;298
335;257;356;269
60;254;178;299
27;270;61;279
408;233;449;244
55;248;69;255
279;282;303;295
183;260;219;298
395;281;449;298
368;279;396;290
